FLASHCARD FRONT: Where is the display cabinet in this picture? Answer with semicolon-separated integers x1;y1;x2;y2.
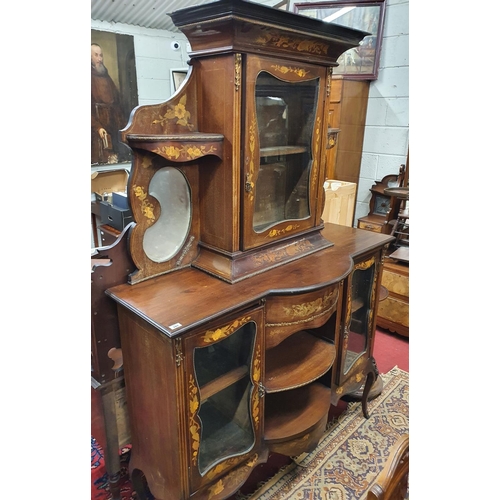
120;0;368;284
104;2;394;499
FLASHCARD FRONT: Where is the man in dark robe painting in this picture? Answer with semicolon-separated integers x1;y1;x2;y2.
91;43;127;164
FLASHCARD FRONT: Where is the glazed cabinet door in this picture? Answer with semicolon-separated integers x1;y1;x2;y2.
183;307;265;497
242;55;329;250
336;251;381;391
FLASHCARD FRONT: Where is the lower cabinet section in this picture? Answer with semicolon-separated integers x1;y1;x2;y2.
107;224;392;500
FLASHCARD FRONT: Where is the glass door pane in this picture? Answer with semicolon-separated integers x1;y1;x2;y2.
193;321;257;474
253;71;319;232
343;263;375;374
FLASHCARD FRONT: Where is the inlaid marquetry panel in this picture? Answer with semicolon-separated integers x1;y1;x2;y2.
265;284;339;348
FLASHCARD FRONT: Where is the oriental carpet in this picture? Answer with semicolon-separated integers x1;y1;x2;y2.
238;366;409;500
91;366;408;500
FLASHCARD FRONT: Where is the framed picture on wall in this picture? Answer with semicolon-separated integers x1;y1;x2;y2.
294;0;386;80
91;30;139;166
170;68;189;95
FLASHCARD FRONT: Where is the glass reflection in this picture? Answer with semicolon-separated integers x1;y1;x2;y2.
194;322;257;475
343;263;375;374
253;71;319;232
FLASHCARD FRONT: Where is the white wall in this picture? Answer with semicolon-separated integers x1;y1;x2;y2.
355;0;409;224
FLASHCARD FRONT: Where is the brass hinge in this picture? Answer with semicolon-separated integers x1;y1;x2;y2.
258;382;265;398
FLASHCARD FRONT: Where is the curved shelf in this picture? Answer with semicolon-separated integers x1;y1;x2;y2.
260;145;307;157
265;331;335;392
264;382;331;443
126;132;224;162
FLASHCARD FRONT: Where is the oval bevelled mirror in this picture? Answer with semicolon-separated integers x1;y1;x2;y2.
143;167;191;263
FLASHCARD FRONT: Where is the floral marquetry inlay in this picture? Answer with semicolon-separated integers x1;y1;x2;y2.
202;317;252;343
188;375;201;465
252;345;262;429
282;290;338;320
253;238;314;268
255;33;328;55
152;95;194;130
207;455;259;500
267;224;300;238
271;65;309;78
132;185;155;222
152;144;218;162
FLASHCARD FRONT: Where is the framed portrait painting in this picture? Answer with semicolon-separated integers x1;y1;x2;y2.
294;0;386;80
91;30;139;166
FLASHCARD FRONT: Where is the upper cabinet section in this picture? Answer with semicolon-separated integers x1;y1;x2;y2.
170;0;369;66
121;0;367;284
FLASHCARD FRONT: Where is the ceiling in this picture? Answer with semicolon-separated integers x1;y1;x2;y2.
91;0;287;33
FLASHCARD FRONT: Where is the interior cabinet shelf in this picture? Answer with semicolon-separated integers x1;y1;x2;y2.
200;365;249;403
352;297;364;313
264;383;331;443
260;145;307;157
265;331;336;393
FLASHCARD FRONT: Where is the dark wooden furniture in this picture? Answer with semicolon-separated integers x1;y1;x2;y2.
326;76;370;187
357;173;402;234
91;224;135;499
104;2;394;499
107;223;393;499
98;223;122;247
377;257;409;337
367;433;409;500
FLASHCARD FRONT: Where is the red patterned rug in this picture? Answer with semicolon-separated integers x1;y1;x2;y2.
91;438;135;499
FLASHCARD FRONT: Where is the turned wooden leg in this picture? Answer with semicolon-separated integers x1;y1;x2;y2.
343;358;383;403
100;385;124;500
108;472;122;500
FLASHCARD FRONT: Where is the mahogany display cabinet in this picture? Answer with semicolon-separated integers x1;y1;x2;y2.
104;1;394;499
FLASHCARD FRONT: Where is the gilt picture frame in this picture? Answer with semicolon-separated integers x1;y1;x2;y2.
294;0;386;80
170;68;189;95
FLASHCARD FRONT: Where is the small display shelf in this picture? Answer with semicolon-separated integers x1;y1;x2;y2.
125;133;224;163
265;331;336;392
264;383;331;452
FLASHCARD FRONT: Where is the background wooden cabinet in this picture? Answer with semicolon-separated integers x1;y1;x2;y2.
377;258;409;337
327;76;370;187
